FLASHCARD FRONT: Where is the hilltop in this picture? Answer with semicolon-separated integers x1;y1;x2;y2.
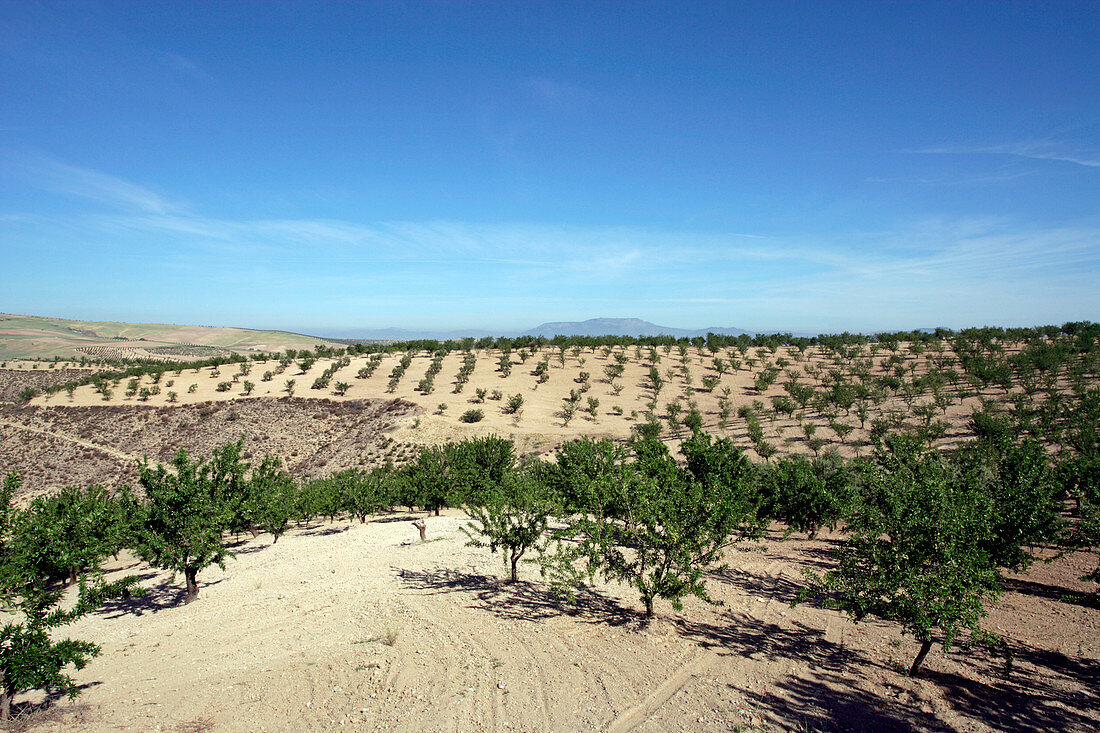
0;313;343;361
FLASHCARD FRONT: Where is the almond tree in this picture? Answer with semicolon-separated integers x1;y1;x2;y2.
463;468;555;582
545;435;762;618
137;445;240;602
0;472;140;719
799;436;1010;676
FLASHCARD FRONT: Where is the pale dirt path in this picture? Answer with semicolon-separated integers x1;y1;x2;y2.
0;417;142;467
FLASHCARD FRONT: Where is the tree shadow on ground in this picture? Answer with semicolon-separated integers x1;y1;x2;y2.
371;513;425;524
675;613;871;672
395;567;638;627
396;565;1099;732
7;699;94;732
300;525;349;537
92;572;225;617
223;537;269;554
1002;575;1062;600
741;671;952;733
1002;576;1081;603
705;566;813;606
922;661;1097;733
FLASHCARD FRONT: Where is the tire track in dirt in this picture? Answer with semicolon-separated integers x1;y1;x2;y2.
381;564;505;731
606;648;717;733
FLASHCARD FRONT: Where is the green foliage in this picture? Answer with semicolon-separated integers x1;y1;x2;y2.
800;436;1008;675
137;444;242;602
325;469;393;523
505;393;524;415
446;436;516;506
545;435;763;618
400;446;452;515
8;485;127;586
460;408;484;423
463;467;556;582
245;456;297;542
957;437;1062;571
754;453;854;537
0;472;141;719
546;437;631;517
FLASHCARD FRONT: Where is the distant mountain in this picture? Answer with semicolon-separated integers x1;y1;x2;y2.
322;318;750;341
326;327;498;342
522;318;749;339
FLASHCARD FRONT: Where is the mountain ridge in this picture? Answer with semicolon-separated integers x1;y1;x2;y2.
321;317;751;341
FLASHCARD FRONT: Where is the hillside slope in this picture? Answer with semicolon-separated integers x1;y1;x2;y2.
0;313;342;360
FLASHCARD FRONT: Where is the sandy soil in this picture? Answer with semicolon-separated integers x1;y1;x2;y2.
29;344;1006;460
4;340;1098;730
10;511;1097;733
0;313;344;361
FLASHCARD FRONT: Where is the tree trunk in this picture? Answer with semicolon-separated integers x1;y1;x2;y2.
434;507;441;517
644;597;655;619
67;566;79;586
413;520;426;541
509;554;519;583
1;672;10;721
909;639;934;676
184;567;200;603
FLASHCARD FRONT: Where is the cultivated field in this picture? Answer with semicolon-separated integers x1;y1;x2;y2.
2;326;1098;731
15;335;1085;470
0;313;344;361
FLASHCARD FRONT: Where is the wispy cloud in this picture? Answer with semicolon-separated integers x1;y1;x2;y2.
909;140;1100;168
865;169;1035;186
16;154;180;214
7;157;1098;331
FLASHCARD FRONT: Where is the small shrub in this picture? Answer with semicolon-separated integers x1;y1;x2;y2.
460;409;485;423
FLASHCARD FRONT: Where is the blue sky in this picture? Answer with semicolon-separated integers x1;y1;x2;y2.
1;1;1097;335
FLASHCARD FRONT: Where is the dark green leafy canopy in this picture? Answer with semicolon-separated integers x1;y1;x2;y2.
446;436;516;506
753;453;856;538
545;437;632;517
548;436;763;618
0;472;140;718
137;445;237;595
246;455;298;539
8;484;122;586
806;436;1004;673
399;445;452;514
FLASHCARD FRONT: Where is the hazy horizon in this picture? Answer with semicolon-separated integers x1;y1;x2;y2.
2;3;1097;334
